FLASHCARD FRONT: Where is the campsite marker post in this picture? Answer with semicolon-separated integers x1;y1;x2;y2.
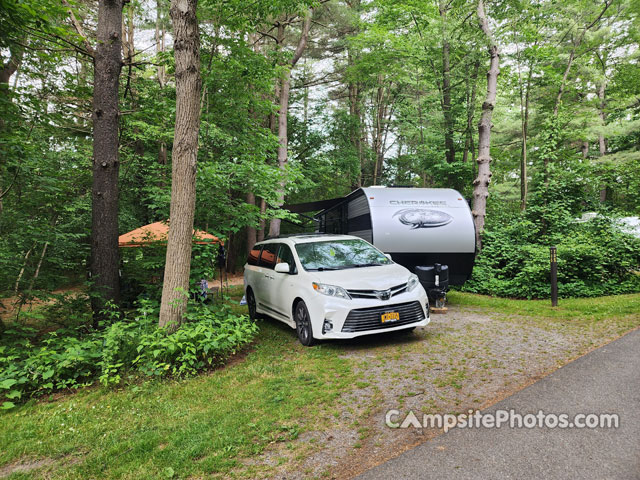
550;246;558;307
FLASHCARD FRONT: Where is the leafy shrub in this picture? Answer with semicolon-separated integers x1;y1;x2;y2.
0;300;257;409
463;215;640;299
120;242;220;306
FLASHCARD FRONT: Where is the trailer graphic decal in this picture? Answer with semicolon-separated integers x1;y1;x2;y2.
393;208;453;229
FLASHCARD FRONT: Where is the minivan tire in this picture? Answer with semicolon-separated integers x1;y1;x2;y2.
294;300;316;346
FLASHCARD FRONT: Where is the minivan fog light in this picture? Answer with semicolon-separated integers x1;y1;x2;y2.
322;319;333;334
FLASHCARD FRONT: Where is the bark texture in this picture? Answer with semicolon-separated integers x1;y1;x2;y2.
158;0;201;330
91;0;123;322
462;60;480;165
246;191;257;252
268;10;312;238
520;65;532;210
472;0;499;251
439;2;455;167
0;43;24;85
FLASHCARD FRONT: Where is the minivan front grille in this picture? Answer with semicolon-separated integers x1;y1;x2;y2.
347;283;407;300
341;301;426;333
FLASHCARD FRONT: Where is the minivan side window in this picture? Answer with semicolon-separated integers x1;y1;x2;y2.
247;245;262;266
277;244;297;274
258;243;279;269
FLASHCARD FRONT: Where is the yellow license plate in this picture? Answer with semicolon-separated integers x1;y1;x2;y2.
381;312;400;323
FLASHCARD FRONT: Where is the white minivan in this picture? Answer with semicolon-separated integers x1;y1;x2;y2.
243;234;430;346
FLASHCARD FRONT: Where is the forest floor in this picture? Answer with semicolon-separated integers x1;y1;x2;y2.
1;289;639;479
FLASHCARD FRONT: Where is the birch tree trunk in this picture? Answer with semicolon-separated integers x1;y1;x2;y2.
91;0;123;323
158;0;201;330
268;10;312;238
14;246;33;295
472;0;499;251
28;242;49;292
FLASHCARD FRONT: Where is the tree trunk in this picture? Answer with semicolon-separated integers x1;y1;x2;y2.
155;0;166;88
520;65;532;211
463;60;480;164
155;0;168;187
246;191;257;253
28;242;49;292
348;48;363;189
91;0;123;324
268;68;292;238
543;2;610;200
268;10;312;238
439;5;455;167
598;80;608;156
257;197;266;241
349;80;363;189
372;80;385;186
14;246;33;295
0;42;24;85
598;79;608;202
158;0;201;331
472;0;500;252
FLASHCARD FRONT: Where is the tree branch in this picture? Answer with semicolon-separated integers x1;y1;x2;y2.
291;8;313;67
61;0;94;56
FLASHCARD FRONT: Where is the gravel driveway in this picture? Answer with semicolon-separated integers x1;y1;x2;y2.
238;297;639;479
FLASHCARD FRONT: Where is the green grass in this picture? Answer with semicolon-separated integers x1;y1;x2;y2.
0;288;354;479
448;290;640;320
1;289;639;479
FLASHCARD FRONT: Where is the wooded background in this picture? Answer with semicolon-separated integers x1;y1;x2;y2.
2;0;640;318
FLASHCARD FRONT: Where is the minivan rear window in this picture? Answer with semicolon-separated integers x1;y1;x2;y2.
258;244;279;269
247;246;261;266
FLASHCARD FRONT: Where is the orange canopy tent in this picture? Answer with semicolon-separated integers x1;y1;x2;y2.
118;221;222;248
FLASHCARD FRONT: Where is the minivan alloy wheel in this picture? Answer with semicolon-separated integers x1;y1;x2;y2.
294;301;316;346
247;289;257;321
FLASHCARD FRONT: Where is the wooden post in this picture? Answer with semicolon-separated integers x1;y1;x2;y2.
550;246;558;307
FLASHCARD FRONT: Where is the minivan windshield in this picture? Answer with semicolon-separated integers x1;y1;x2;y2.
295;239;391;271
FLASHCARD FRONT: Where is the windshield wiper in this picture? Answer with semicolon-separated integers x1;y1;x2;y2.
350;263;384;268
307;266;341;271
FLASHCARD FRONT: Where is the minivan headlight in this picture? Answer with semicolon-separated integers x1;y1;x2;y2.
312;282;351;299
407;274;420;292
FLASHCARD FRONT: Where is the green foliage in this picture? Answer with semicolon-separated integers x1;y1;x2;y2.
0;300;257;408
464;214;640;299
120;242;220;305
132;308;256;378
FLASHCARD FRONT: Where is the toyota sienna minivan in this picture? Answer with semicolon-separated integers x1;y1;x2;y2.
243;234;430;346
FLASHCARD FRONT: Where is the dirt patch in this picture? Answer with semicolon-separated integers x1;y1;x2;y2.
0;285;85;322
0;456;81;478
223;273;244;287
0;458;55;478
239;303;637;479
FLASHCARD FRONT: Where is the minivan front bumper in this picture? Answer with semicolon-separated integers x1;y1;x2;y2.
308;290;430;339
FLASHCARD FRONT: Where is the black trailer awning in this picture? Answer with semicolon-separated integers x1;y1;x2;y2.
283;197;344;213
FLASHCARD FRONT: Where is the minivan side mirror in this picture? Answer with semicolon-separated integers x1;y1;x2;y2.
274;263;290;274
385;253;393;261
